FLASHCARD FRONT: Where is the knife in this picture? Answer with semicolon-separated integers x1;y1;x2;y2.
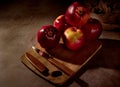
25;52;49;76
32;46;75;76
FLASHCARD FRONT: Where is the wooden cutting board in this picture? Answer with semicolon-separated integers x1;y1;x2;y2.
20;40;102;85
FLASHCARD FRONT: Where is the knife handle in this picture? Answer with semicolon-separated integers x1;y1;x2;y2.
32;46;74;76
48;58;75;76
25;53;49;76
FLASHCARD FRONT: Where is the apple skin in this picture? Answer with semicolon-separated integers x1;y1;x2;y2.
37;25;60;50
53;14;71;33
65;2;90;27
63;27;85;51
82;18;103;41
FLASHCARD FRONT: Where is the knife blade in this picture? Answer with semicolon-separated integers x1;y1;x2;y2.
32;46;75;76
25;52;49;76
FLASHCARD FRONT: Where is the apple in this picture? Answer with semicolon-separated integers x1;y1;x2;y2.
65;2;90;27
62;27;85;51
53;14;71;33
37;25;60;50
82;18;103;41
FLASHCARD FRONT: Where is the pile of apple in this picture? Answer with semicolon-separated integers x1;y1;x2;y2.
37;2;102;51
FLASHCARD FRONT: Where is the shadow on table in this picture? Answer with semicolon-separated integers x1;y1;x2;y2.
87;39;120;69
73;39;120;87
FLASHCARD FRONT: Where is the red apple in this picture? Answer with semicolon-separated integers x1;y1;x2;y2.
65;2;90;27
63;27;85;51
82;18;103;41
53;14;71;33
37;25;60;50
